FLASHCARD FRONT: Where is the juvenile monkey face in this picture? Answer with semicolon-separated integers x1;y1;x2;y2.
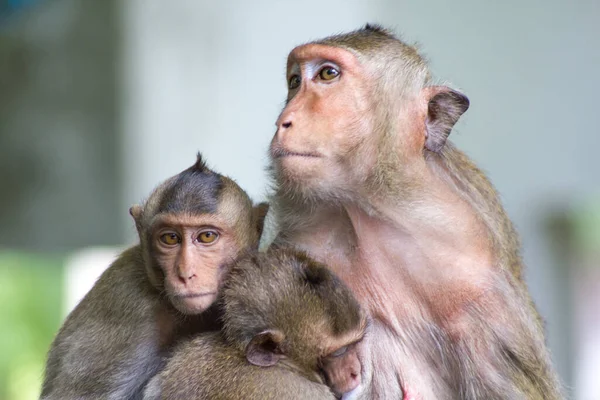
150;213;240;315
270;44;378;196
320;342;363;398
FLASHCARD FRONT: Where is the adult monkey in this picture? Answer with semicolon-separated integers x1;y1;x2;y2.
267;24;562;399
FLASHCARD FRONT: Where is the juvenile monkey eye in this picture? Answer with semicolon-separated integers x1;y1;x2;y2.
198;231;219;244
318;66;339;81
160;233;180;246
288;75;301;90
329;345;348;358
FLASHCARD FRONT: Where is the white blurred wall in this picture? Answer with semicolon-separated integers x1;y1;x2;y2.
119;0;600;396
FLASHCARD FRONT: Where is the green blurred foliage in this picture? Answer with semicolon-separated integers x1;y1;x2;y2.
0;252;64;400
571;198;600;260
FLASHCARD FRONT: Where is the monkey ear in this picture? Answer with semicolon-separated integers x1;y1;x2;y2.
424;86;470;152
129;205;142;221
129;205;143;231
253;202;270;239
303;262;329;286
246;329;286;367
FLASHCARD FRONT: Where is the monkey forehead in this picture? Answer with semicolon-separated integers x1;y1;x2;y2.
326;311;368;345
311;313;367;357
149;212;236;231
286;44;361;74
317;322;368;368
149;171;223;217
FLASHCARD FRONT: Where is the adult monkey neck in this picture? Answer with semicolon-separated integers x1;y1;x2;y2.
268;24;561;399
276;170;493;323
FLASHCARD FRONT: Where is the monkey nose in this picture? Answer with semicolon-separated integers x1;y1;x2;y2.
275;120;292;139
177;269;197;284
275;111;294;131
274;119;292;142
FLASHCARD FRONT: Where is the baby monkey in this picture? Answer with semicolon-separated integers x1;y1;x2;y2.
144;248;367;400
41;154;263;400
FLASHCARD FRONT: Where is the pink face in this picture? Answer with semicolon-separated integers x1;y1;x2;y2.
320;342;363;397
150;214;240;315
270;44;379;196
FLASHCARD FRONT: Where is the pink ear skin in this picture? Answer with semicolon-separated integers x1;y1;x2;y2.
245;330;286;367
424;86;470;152
129;205;143;233
129;204;142;220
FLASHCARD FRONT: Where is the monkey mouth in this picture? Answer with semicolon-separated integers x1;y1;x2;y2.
271;146;321;159
176;292;217;299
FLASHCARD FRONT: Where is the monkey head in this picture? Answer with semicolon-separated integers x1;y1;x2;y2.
222;249;367;397
270;24;469;201
129;153;258;315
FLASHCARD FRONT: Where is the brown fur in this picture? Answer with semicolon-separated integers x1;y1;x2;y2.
41;154;262;400
432;145;525;281
143;249;367;400
268;24;562;399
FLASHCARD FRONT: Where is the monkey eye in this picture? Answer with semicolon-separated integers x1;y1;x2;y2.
160;233;180;246
329;345;348;358
288;75;301;90
318;66;339;81
197;230;219;244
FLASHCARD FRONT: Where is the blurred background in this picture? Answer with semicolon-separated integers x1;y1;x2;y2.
0;0;598;399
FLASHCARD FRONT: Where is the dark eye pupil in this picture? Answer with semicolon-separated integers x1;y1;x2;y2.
289;76;299;88
321;67;338;79
199;231;218;242
161;233;179;244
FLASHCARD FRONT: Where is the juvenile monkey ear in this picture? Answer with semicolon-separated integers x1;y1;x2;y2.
246;329;286;367
424;86;470;152
129;205;143;231
253;202;270;239
129;205;142;221
303;262;330;286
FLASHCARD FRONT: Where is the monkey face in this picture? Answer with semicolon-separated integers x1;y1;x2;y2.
270;44;379;198
131;154;257;316
150;213;241;315
320;342;363;398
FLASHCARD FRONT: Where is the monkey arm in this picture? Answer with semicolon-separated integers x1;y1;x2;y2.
41;246;168;400
445;276;563;400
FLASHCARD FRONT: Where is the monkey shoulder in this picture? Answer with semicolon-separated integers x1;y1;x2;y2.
42;245;169;398
67;245;158;323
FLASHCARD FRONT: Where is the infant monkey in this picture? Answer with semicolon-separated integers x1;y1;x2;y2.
144;249;367;400
41;154;264;400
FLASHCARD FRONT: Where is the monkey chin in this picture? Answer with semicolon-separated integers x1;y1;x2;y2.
276;155;324;175
274;157;331;187
169;293;217;315
339;384;363;400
